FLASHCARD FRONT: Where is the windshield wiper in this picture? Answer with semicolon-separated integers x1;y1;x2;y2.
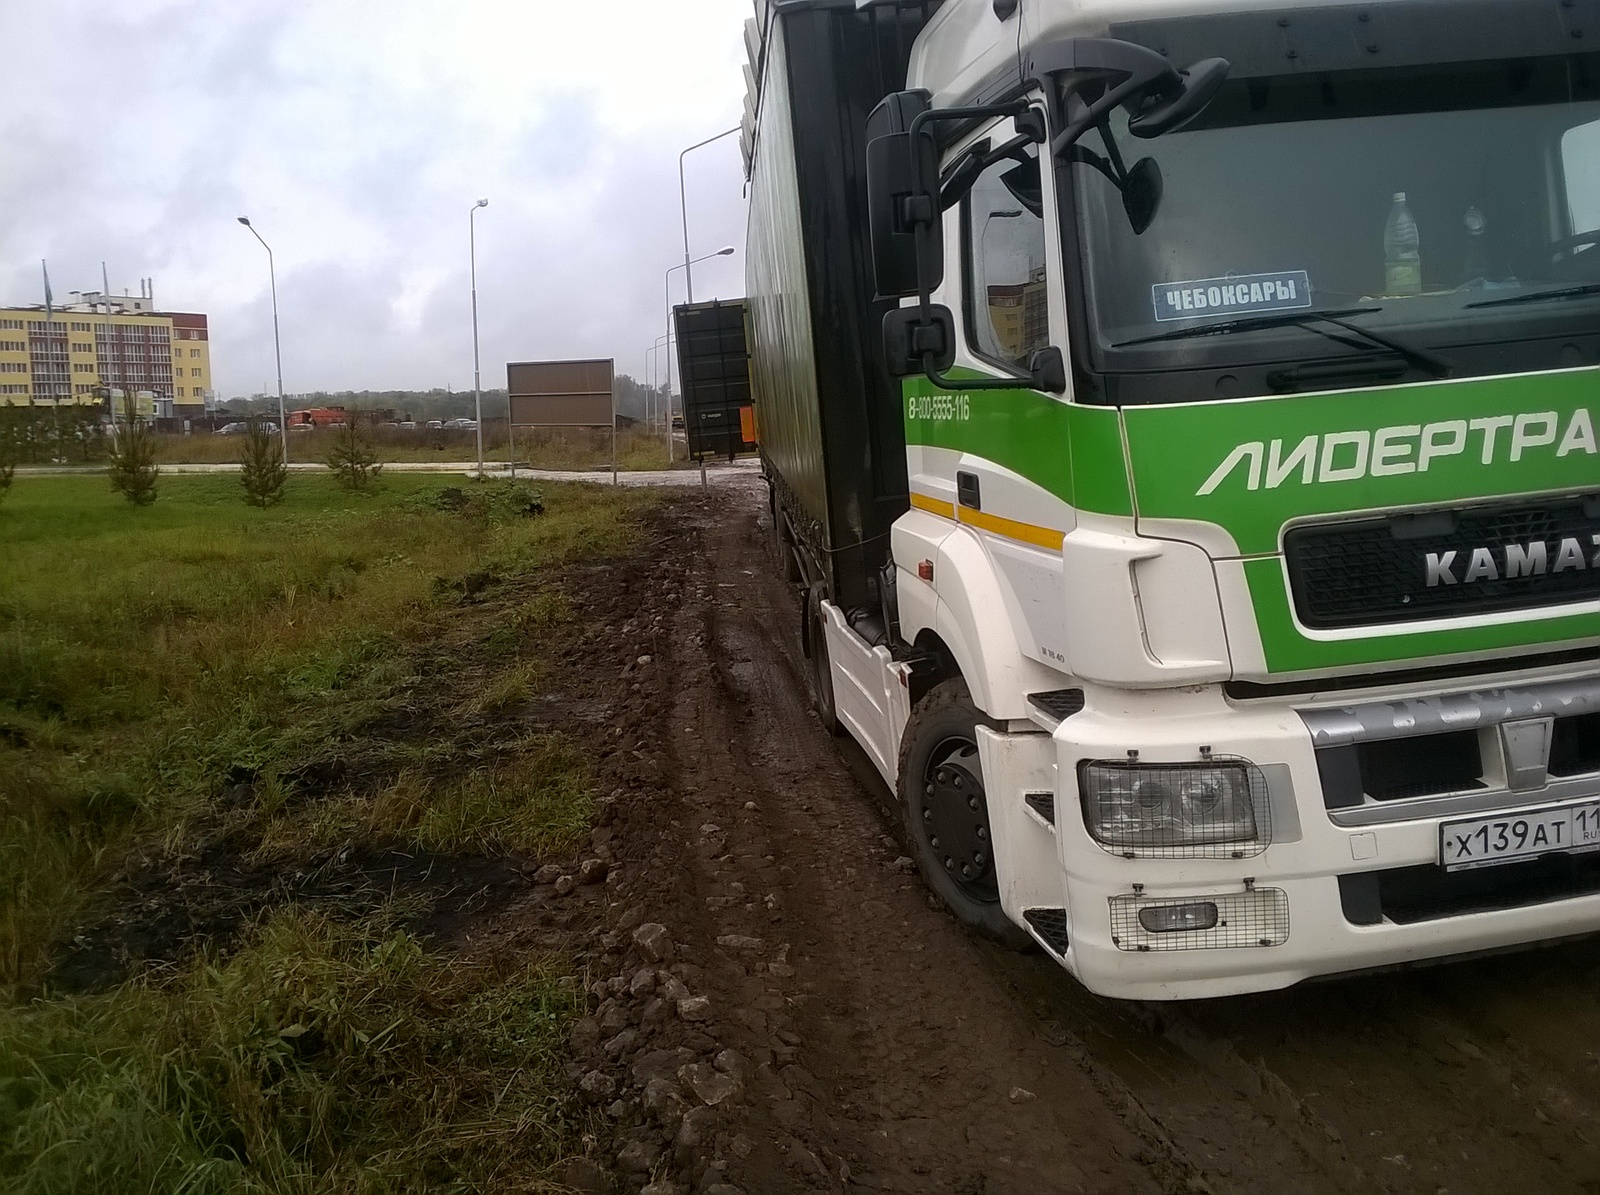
1115;305;1453;378
1464;282;1600;310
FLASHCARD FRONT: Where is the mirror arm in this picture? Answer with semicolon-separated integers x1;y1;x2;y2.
1068;144;1121;188
907;101;1034;180
921;353;1046;394
1049;73;1163;156
940;131;1040;209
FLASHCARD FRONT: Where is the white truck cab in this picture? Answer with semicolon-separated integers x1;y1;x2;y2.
747;0;1600;998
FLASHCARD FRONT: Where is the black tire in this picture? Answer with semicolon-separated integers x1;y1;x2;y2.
897;679;1032;950
806;587;842;737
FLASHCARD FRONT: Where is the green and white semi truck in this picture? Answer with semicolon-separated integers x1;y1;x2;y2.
743;0;1600;998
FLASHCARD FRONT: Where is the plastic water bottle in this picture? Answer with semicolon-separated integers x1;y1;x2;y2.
1384;192;1422;296
1462;206;1489;285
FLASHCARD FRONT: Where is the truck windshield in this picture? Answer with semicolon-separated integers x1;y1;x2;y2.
1067;53;1600;403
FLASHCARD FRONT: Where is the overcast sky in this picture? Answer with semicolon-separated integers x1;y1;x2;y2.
0;0;751;397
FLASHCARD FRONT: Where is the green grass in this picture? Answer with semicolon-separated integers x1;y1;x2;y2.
0;471;652;1190
0;911;582;1194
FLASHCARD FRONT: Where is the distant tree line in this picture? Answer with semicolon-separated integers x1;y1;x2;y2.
222;374;668;425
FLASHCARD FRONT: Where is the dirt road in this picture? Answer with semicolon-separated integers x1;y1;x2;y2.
551;478;1600;1195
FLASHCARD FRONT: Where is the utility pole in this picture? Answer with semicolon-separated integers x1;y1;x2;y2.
237;217;289;462
469;199;489;476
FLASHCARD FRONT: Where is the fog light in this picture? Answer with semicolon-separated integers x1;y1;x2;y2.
1138;902;1219;934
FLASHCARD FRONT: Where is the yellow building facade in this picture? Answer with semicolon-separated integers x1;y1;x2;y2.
0;298;213;414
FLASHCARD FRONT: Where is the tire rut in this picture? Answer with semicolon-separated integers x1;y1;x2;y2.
566;483;1600;1195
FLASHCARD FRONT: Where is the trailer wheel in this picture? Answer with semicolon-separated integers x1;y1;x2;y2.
898;679;1031;950
806;588;842;736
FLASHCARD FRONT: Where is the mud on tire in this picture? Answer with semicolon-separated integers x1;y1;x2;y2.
897;678;1031;950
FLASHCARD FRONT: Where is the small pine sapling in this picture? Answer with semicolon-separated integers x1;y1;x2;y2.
325;410;382;490
107;393;159;506
0;416;15;506
239;417;287;507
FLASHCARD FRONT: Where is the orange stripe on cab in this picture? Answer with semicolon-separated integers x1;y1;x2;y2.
907;491;1065;552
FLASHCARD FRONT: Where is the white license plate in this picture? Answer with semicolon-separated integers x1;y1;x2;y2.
1441;803;1600;872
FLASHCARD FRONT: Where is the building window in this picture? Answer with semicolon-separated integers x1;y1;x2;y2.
0;362;26;373
189;368;199;377
190;348;200;358
176;387;185;398
0;341;22;352
70;321;89;332
0;319;22;331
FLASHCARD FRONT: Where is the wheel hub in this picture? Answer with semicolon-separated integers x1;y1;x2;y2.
918;739;997;900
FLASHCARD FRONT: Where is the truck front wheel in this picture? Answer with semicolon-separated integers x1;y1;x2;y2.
897;679;1030;950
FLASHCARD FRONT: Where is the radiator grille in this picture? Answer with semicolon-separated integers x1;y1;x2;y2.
1285;495;1600;630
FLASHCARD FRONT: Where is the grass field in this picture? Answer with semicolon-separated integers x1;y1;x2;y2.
0;472;655;1192
156;425;688;471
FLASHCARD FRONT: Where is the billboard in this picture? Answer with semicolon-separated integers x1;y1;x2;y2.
504;357;617;480
507;358;614;428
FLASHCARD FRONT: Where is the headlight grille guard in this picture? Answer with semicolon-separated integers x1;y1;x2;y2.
1077;755;1272;860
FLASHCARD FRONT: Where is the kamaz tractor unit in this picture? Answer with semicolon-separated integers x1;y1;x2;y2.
743;0;1600;998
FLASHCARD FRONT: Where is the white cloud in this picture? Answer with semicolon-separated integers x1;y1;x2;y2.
0;0;752;395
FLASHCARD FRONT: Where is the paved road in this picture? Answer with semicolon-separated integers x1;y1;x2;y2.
13;458;761;487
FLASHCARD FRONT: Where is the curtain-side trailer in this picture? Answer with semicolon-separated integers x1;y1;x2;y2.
746;0;1600;999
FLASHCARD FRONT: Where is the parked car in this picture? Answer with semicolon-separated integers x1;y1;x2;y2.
398;421;417;430
216;422;248;435
425;420;444;431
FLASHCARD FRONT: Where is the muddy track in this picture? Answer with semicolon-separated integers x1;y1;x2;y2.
563;481;1600;1195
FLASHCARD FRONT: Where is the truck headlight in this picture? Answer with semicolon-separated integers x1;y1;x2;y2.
1078;760;1269;858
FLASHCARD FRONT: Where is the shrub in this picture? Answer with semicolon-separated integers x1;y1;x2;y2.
239;418;287;508
0;420;14;506
106;395;159;506
324;413;381;491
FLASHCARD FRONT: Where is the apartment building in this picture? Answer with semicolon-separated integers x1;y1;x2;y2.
0;293;213;419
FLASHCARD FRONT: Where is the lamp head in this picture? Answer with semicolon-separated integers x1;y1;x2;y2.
717;246;735;256
237;216;251;226
476;198;489;208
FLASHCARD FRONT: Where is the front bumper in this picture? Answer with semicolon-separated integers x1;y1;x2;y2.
979;669;1600;1001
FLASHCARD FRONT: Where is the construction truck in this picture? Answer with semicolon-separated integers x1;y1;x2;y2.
743;0;1600;999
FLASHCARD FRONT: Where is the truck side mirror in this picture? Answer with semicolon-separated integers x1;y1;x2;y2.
1128;58;1230;138
866;127;944;299
1027;346;1067;394
882;305;956;378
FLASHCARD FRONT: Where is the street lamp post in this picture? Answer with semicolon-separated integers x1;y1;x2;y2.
648;332;672;431
663;247;734;464
469;198;489;478
679;126;741;304
236;216;288;461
